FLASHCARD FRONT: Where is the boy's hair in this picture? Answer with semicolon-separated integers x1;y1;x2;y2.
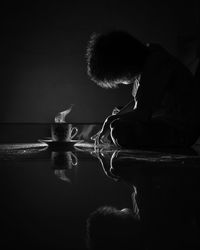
86;30;149;88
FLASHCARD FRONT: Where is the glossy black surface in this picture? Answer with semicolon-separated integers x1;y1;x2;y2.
0;124;200;249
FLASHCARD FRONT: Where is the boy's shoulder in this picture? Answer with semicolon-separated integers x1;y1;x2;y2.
148;43;175;61
148;43;193;76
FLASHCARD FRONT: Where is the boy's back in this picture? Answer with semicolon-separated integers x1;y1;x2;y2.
136;44;199;144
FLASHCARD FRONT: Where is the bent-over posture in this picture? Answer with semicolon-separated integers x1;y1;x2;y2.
86;30;200;148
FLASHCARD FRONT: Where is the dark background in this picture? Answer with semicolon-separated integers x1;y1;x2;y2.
1;0;199;123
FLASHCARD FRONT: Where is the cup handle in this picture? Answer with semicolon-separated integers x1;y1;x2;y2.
70;127;78;139
70;152;78;166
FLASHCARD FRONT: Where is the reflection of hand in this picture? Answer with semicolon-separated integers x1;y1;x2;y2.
131;186;140;219
91;148;120;181
101;151;120;181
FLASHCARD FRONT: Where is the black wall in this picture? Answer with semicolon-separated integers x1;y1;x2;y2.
1;0;199;123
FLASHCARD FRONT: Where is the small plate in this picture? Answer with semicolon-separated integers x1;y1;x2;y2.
38;139;83;149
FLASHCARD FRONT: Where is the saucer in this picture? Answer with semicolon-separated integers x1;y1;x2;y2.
38;139;83;150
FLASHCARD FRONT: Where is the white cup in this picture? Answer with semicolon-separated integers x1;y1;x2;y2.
51;123;78;142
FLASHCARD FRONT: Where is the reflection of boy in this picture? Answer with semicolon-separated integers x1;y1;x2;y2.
86;30;199;148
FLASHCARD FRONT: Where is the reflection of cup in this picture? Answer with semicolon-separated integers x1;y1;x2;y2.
54;169;72;183
51;151;78;183
51;151;78;169
51;123;78;142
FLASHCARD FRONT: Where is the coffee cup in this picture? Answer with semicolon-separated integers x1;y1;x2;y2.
51;123;78;142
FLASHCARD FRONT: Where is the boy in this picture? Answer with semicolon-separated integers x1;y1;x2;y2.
86;30;199;148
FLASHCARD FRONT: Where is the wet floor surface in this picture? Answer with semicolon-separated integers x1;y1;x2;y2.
0;141;200;249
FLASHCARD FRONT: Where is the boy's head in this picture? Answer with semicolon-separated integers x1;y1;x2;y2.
86;30;149;88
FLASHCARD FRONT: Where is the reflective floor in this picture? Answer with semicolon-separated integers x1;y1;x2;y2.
0;126;200;249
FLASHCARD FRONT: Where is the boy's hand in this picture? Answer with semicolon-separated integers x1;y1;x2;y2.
92;129;111;147
112;107;121;115
91;115;119;146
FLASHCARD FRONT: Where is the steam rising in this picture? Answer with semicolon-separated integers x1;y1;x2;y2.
76;124;96;140
55;104;74;123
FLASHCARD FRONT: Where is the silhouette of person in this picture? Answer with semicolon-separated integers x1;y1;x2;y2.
86;30;200;149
